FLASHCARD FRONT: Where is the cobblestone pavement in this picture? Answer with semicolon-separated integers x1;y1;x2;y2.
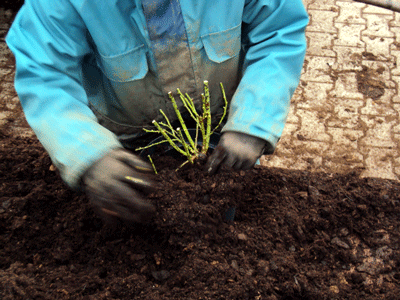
263;0;400;181
1;1;400;180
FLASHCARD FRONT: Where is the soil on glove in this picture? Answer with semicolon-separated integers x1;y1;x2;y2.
1;130;400;300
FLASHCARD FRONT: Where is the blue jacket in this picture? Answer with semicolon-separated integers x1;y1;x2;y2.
6;0;308;188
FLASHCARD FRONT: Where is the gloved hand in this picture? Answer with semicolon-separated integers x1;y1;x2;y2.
82;148;157;224
205;131;267;175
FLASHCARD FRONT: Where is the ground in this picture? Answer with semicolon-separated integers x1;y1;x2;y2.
1;132;400;299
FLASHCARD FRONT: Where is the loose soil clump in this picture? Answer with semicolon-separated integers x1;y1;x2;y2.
1;132;400;299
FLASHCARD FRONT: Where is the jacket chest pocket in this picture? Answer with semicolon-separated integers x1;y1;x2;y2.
97;44;148;82
201;24;241;63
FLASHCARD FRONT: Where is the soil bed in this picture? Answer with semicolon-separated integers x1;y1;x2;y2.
1;132;400;299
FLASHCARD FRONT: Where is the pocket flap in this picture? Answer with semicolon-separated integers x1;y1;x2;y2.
201;24;241;63
98;45;148;82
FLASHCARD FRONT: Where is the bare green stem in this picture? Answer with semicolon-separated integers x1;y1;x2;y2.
168;92;196;150
136;138;176;152
147;155;158;174
177;128;194;163
202;81;212;154
136;81;228;170
211;82;228;135
152;120;187;157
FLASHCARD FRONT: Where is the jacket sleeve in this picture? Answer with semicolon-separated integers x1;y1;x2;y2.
6;0;122;189
222;0;309;151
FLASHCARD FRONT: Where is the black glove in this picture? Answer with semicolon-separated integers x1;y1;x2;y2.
83;148;156;224
205;131;267;175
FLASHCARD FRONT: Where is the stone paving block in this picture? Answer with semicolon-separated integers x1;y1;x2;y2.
326;99;364;129
335;1;366;24
323;148;364;171
308;0;339;11
265;140;330;171
306;32;337;57
332;46;364;71
390;12;400;27
394;161;400;179
389;50;400;76
330;72;364;99
278;139;331;159
302;56;336;82
307;9;339;33
291;139;331;154
326;127;364;148
362;36;395;61
360;95;397;116
361;60;395;83
286;105;300;124
392;116;400;136
296;154;324;170
359;116;397;148
362;148;397;180
391;28;400;43
362;14;394;38
262;155;311;172
373;86;397;105
298;82;334;110
291;87;303;102
363;3;396;15
280;123;299;139
334;23;366;47
296;109;331;142
390;76;400;101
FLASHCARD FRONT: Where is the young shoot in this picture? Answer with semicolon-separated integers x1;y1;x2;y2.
136;81;228;168
147;155;158;175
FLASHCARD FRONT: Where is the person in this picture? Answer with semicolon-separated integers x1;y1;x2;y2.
6;0;309;224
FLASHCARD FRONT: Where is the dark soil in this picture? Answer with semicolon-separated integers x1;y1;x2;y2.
1;1;24;12
356;64;386;100
1;131;400;300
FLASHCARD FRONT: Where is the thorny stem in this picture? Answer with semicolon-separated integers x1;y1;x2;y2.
152;120;187;157
168;92;196;151
202;81;212;154
211;82;228;135
136;81;228;169
176;127;194;163
135;138;174;152
159;109;174;132
147;155;158;174
179;91;203;149
178;90;198;121
198;98;206;153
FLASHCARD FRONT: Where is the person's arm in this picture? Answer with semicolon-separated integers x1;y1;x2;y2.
6;0;122;189
206;0;309;173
